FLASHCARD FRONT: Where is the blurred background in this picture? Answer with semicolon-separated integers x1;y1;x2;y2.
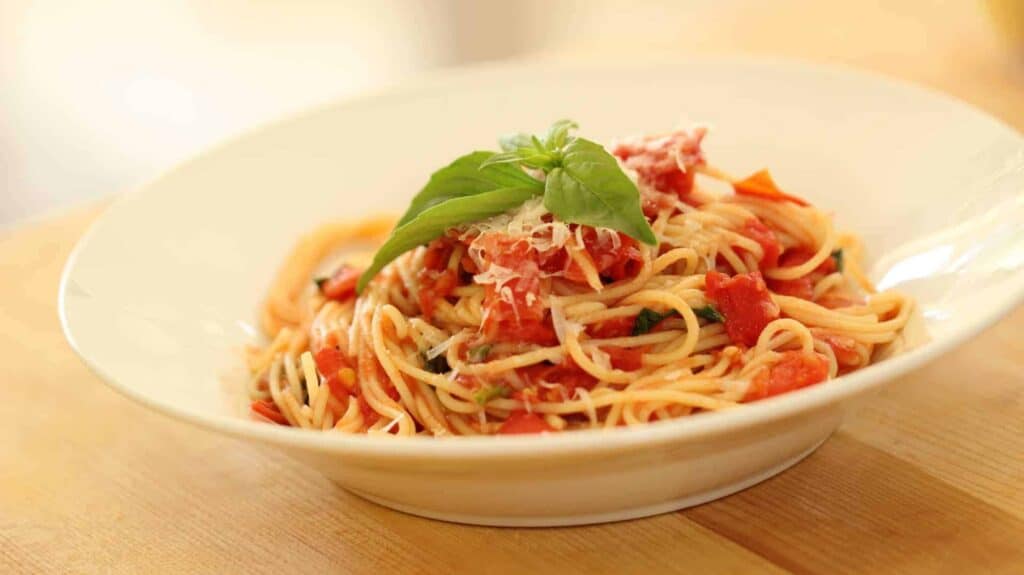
2;0;1022;224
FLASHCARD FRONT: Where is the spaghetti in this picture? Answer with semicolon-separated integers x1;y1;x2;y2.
245;125;912;436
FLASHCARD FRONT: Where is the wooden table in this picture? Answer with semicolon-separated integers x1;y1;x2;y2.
3;21;1024;575
4;183;1024;574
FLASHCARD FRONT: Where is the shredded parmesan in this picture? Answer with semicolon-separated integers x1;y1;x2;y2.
590;347;612;371
425;334;455;360
549;301;581;344
573;387;599;428
465;197;574;280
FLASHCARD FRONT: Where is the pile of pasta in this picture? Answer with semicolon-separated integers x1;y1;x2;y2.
245;128;912;436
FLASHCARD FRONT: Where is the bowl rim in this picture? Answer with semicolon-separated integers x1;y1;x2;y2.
59;55;1024;460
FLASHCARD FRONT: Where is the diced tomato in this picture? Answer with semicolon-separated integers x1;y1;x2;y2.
746;351;829;400
590;232;643;282
320;265;361;301
460;253;480;274
538;227;643;285
498;411;554;434
314;347;347;377
641;189;679;218
705;271;780;347
612;128;706;201
324;375;351;403
481;276;556;345
357;395;380;426
474;233;556;345
738;218;782;269
819;333;861;369
251;400;289;425
317;346;357;403
778;248;837;274
602;346;645;371
417;237;460;318
419;270;457;318
510;386;535;402
519;358;598;402
733;170;809;206
588;315;636;338
766;247;837;301
422;237;452;269
326;392;348;419
769;276;815;300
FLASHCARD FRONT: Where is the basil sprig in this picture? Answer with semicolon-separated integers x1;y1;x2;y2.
357;120;657;292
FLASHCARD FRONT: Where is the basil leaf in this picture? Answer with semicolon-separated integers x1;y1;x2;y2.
358;186;538;292
632;308;680;336
473;385;511;405
831;249;845;272
694;305;724;323
480;149;556;171
396;151;541;227
422;353;451;374
467;344;492;363
478;150;529;168
544;119;579;150
543;138;657;246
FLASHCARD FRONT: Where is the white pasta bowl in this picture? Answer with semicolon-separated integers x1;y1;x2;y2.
60;58;1024;526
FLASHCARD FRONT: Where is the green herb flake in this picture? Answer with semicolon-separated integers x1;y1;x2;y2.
831;249;845;273
314;277;328;290
473;385;511;405
422;353;451;374
467;344;493;363
694;305;724;323
631;308;680;336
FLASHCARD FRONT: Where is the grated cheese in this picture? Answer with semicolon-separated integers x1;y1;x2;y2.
590;347;612;371
425;333;455;360
549;301;581;344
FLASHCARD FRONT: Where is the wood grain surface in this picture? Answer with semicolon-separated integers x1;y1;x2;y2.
2;6;1023;573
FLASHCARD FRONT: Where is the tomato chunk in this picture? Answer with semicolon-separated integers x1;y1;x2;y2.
417;237;460;318
766;248;837;301
738;217;782;269
498;411;554;434
746;351;829;400
602;346;645;371
251;400;289;425
324;375;351;403
320;265;361;301
820;333;862;369
733;170;809;206
474;233;556;345
314;347;347;378
357;395;380;426
778;248;837;274
612;128;706;202
588;315;636;338
705;271;780;347
518;359;598;402
558;228;643;284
